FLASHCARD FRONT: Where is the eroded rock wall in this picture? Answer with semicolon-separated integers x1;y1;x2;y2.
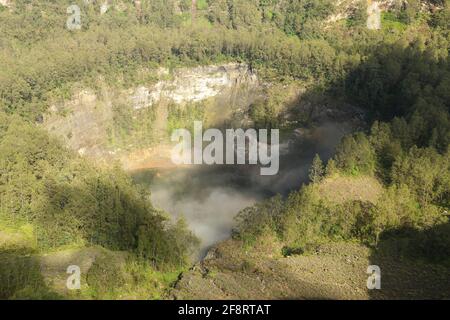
43;63;262;166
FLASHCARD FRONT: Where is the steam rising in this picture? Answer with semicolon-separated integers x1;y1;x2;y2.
151;182;260;254
133;122;352;257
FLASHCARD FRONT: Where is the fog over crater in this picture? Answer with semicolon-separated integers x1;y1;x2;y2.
133;122;353;257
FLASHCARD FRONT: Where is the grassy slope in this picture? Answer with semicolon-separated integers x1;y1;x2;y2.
0;225;182;300
170;175;450;300
7;175;446;300
171;239;450;300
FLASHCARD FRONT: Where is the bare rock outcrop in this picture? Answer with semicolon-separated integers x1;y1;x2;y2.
43;63;261;165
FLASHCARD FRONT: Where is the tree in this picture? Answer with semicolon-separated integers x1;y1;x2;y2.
335;133;376;176
309;154;324;183
325;158;337;177
431;1;450;29
347;0;368;27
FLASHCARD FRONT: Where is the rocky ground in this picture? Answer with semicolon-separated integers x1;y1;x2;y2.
169;239;450;300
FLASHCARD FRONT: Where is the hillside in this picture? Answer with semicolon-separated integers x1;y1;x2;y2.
171;175;450;300
0;0;449;300
171;240;450;300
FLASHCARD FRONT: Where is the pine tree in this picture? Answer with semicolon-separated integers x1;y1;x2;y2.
325;158;337;177
309;154;324;183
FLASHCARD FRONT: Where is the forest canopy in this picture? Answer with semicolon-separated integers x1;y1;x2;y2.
0;0;449;299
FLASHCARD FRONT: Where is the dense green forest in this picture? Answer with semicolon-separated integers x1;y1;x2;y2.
234;0;450;265
2;0;447;122
0;112;199;298
0;0;449;299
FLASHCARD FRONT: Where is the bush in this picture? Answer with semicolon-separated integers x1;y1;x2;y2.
86;255;126;299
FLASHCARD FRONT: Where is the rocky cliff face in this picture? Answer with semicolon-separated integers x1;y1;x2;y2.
43;63;261;167
130;64;258;109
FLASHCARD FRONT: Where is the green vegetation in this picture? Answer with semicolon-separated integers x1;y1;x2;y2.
0;0;409;120
0;113;198;263
167;102;206;134
381;12;408;32
109;102;157;149
308;154;324;184
0;113;198;299
0;253;61;300
0;0;449;299
82;251;184;300
234;30;450;267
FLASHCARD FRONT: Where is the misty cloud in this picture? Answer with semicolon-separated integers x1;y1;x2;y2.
133;121;353;257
